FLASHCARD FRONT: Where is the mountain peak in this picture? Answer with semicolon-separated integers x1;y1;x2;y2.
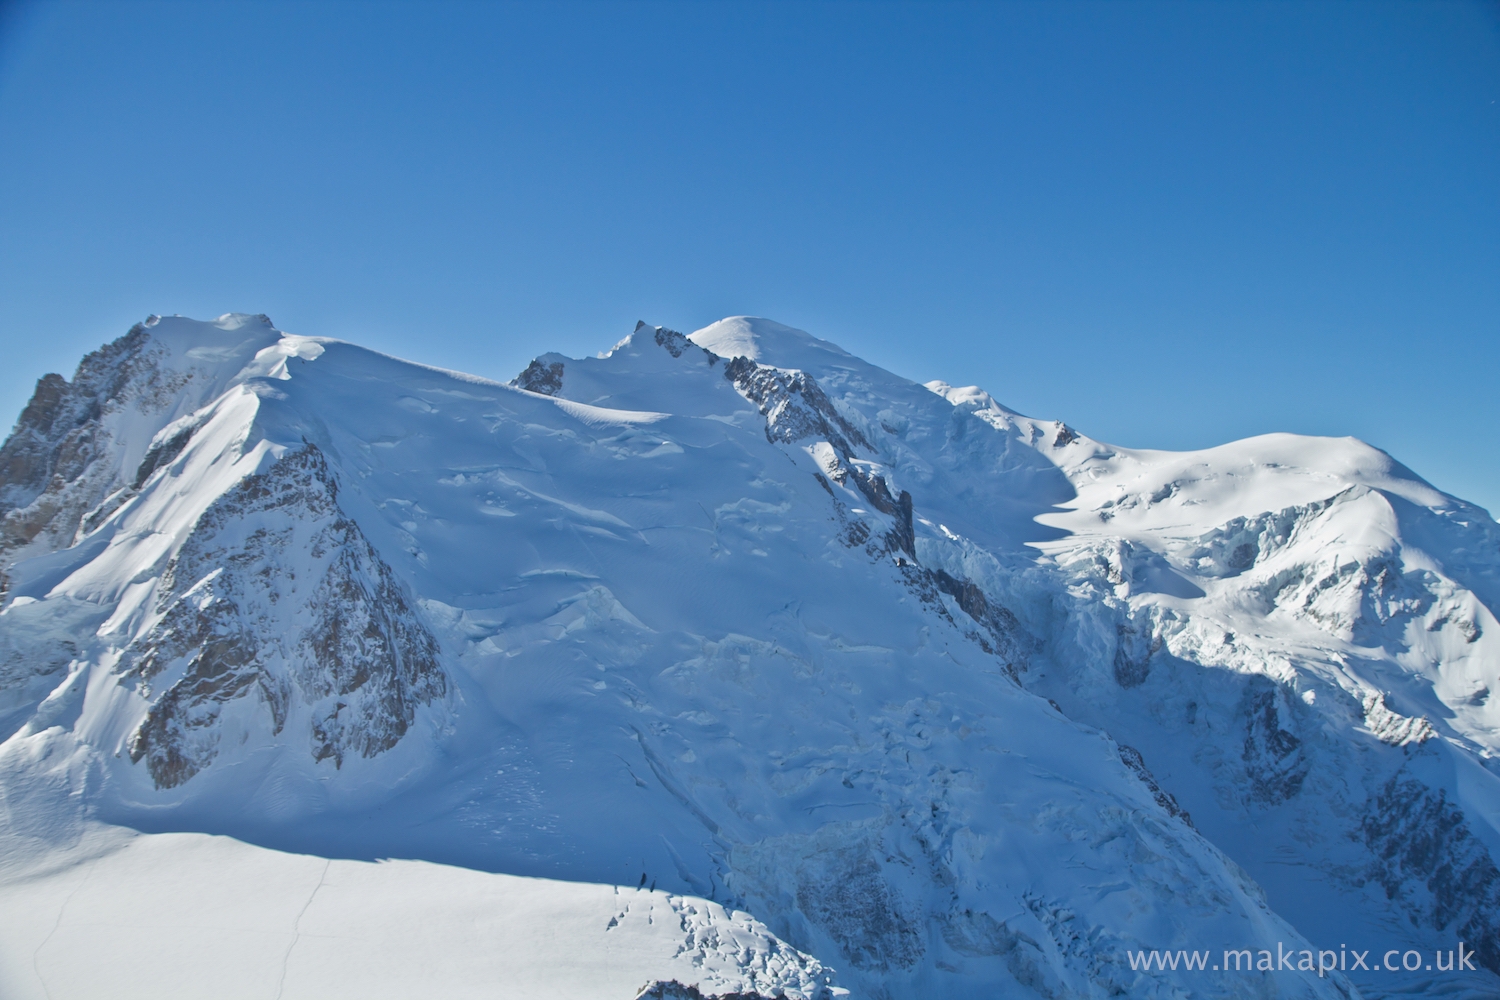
688;316;852;369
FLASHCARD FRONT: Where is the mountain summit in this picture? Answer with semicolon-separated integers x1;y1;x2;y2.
2;314;1497;999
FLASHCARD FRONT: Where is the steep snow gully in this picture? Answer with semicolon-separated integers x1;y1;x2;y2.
1;313;1498;1000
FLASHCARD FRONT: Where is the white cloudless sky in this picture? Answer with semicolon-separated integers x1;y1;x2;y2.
1;0;1497;511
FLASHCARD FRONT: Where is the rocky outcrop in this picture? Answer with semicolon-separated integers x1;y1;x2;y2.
1361;770;1500;975
130;416;201;490
1111;621;1153;688
1118;745;1193;828
1240;676;1309;804
124;444;445;788
513;359;565;396
650;323;694;359
931;568;1020;650
717;349;1025;673
723;356;870;455
0;327;146;513
720;354;917;559
903;565;1024;669
1361;692;1437;747
0;324;180;580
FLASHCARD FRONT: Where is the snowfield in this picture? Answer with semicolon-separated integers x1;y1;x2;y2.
1;313;1497;999
0;825;836;1000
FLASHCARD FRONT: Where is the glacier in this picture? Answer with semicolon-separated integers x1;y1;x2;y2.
1;312;1497;999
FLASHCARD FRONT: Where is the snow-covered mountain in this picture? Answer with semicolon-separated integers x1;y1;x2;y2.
2;313;1497;1000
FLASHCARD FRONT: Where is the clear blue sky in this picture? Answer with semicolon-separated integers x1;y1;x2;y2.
2;1;1497;512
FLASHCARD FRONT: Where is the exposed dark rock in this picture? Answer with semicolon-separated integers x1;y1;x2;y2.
903;563;1023;675
729;353;1029;671
0;373;72;495
722;355;916;558
0;323;197;585
132;420;200;490
1118;745;1194;827
635;982;801;1000
722;351;1031;675
0;325;155;514
1361;692;1436;746
1430;611;1482;643
844;465;914;558
1112;623;1151;688
1361;771;1500;975
513;359;564;396
842;516;871;548
932;568;1022;658
1239;677;1308;803
125;444;445;787
651;324;692;358
722;356;870;454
